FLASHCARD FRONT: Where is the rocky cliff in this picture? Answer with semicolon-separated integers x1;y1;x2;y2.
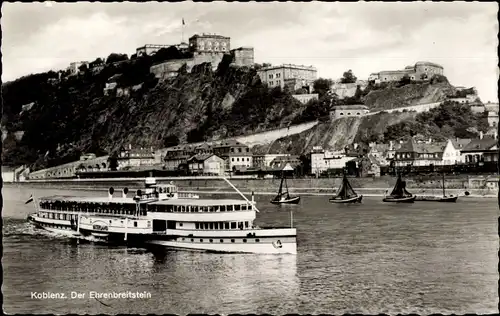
254;111;418;155
1;56;305;170
363;77;457;111
1;58;484;170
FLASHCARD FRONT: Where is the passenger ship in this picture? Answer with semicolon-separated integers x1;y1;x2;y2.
26;178;297;254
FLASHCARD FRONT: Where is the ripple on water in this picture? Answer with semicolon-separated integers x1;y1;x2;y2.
2;188;499;315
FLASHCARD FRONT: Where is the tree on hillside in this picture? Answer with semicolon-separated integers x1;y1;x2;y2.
163;134;179;148
398;74;411;86
313;78;333;97
78;64;88;72
106;53;128;64
341;69;357;84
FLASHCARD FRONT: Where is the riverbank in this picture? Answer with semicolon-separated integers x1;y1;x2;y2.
5;178;498;198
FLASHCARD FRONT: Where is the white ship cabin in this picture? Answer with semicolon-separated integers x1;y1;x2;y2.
145;199;258;234
37;196;148;222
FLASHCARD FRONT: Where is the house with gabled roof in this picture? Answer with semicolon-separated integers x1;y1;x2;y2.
394;139;448;167
187;153;225;175
461;137;498;163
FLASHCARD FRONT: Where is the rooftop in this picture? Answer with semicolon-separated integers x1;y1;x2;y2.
462;137;497;152
397;140;447;153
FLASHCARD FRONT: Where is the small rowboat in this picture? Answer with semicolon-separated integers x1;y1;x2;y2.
415;195;458;202
414;173;458;203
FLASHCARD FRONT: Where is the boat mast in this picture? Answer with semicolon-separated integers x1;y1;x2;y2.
442;171;446;197
222;177;260;212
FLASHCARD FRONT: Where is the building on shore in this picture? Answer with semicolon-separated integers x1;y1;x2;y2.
116;146;156;169
187;153;225;176
252;154;290;170
461;137;498;164
29;155;109;180
309;146;356;176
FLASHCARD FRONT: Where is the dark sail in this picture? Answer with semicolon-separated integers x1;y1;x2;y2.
273;173;289;201
333;174;358;200
389;174;412;198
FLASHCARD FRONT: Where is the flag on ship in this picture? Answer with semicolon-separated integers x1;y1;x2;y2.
25;194;34;204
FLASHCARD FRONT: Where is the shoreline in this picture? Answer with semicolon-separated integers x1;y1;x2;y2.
4;182;496;198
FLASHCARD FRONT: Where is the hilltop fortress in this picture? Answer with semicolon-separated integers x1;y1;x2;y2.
150;33;254;80
368;61;444;83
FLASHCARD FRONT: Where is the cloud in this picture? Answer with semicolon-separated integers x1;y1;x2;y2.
1;2;498;101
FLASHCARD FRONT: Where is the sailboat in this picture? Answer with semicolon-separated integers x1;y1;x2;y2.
415;172;458;202
329;173;363;203
270;172;300;204
383;173;416;203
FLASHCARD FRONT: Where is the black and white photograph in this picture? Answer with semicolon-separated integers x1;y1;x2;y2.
1;1;498;314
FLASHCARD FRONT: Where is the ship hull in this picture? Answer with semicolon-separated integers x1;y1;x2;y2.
415;195;458;202
270;196;301;205
145;239;297;254
329;195;363;204
382;196;416;203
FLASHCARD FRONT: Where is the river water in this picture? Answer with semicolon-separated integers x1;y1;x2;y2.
2;185;498;314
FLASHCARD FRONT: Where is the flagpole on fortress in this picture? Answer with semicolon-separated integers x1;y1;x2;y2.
182;18;185;43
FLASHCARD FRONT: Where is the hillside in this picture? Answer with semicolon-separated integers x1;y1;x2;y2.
254;111;418;155
1;54;305;170
254;101;489;155
1;56;487;171
362;76;457;111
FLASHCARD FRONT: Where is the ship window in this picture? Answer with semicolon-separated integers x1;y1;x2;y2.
245;221;249;228
220;239;224;243
227;205;233;211
191;238;194;242
225;222;230;229
255;239;260;242
235;205;241;211
231;239;235;243
214;222;218;229
220;205;225;212
195;223;199;229
243;239;247;243
200;239;203;242
134;221;137;227
209;222;214;230
182;237;185;241
204;223;209;229
231;222;236;229
209;239;213;243
179;223;183;227
109;220;112;224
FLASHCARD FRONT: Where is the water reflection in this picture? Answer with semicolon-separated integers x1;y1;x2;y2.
147;250;299;314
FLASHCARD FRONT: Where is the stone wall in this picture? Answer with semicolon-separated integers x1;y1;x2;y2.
291;93;318;104
230;47;254;67
28;156;110;180
233;120;319;147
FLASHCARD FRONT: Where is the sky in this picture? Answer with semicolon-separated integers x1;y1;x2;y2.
2;1;498;102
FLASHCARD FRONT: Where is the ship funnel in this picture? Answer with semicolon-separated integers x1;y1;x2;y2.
108;187;115;199
123;187;129;198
